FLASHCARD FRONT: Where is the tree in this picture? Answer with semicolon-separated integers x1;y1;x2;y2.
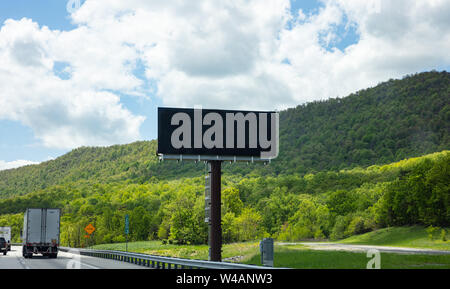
326;190;357;216
233;208;264;241
280;199;330;240
222;212;237;243
222;188;243;216
130;206;151;241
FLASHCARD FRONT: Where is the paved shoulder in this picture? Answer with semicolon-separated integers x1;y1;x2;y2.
0;247;26;269
296;243;450;255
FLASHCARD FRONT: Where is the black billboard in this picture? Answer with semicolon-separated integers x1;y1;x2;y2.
157;107;279;158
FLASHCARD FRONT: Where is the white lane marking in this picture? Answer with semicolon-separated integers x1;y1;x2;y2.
18;259;30;269
60;250;100;269
16;255;31;269
9;246;29;269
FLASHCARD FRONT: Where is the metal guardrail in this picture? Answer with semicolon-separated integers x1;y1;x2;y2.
59;247;277;269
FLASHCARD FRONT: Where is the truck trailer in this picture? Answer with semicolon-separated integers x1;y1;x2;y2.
22;208;61;258
0;227;11;252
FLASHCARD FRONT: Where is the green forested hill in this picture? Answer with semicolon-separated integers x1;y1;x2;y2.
0;71;448;247
273;70;449;174
1;150;448;245
0;71;449;198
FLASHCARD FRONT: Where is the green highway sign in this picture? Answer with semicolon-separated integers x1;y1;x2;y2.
125;214;129;235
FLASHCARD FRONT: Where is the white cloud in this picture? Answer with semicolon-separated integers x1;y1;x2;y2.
0;159;39;171
0;18;145;149
67;0;294;109
276;0;450;101
0;0;449;150
67;0;449;108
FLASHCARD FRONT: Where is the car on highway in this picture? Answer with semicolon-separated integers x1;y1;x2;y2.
0;237;7;255
0;227;11;251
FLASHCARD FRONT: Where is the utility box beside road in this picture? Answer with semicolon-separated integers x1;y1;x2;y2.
260;238;274;267
22;208;61;258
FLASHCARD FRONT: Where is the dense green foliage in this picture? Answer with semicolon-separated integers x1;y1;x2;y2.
0;71;448;199
0;71;448;247
0;151;448;246
274;71;450;175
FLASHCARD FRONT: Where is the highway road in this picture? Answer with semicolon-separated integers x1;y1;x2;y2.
0;246;149;269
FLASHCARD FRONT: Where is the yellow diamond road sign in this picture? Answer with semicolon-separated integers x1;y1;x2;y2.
84;224;96;235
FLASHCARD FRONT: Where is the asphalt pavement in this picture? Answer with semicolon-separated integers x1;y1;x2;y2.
0;246;149;269
288;242;450;255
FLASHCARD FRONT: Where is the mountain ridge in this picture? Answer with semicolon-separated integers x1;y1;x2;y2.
0;70;449;198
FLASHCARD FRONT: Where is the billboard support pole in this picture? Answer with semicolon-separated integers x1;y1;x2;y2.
209;160;222;262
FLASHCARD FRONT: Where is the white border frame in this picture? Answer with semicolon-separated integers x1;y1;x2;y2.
158;154;272;163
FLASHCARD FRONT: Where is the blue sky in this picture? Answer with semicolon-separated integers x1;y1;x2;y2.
0;1;76;162
0;0;76;31
0;0;448;169
0;0;163;162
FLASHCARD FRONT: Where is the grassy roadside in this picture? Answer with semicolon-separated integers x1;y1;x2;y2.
92;241;259;262
243;245;450;269
92;240;450;269
337;226;450;251
90;226;450;268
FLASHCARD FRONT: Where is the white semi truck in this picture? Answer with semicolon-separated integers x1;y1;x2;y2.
22;208;61;258
0;227;11;252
